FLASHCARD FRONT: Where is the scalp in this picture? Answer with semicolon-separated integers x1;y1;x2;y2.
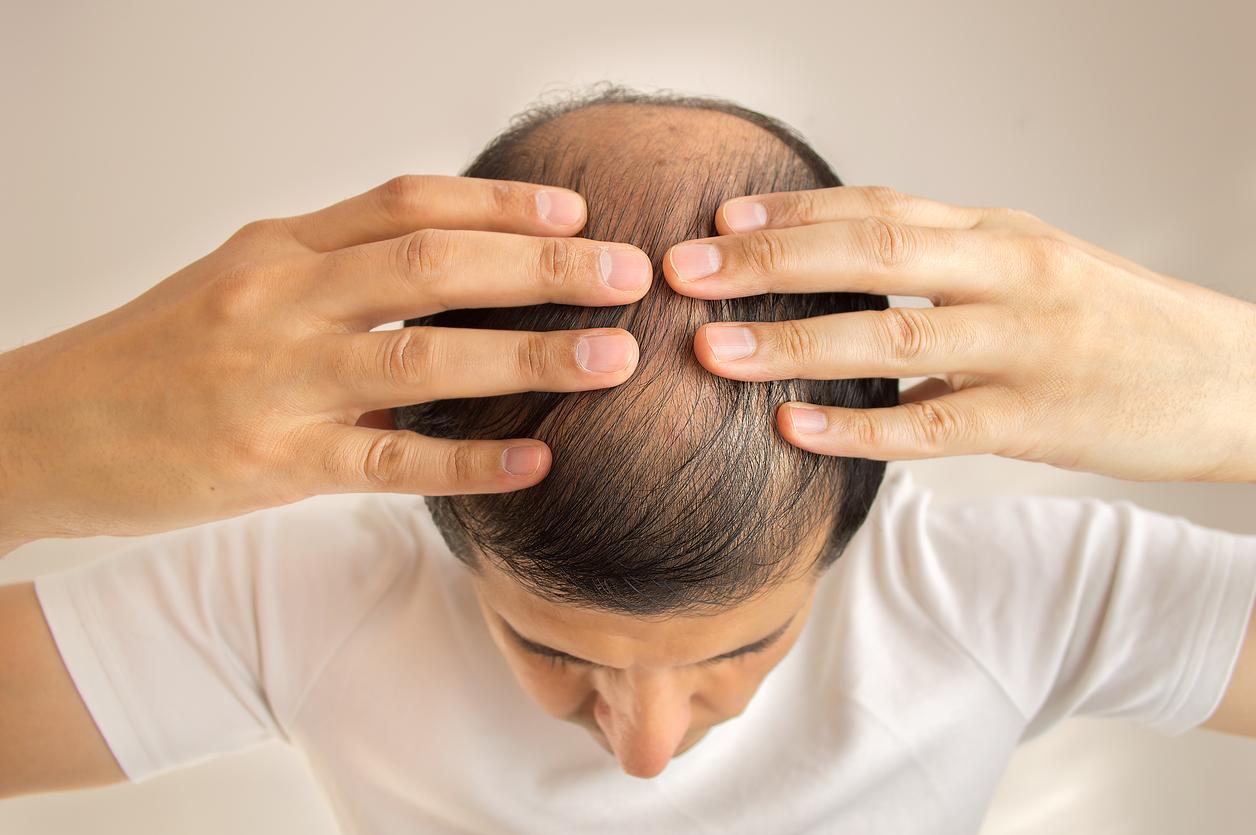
398;88;893;615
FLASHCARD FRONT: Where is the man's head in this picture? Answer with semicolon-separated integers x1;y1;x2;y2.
396;86;896;777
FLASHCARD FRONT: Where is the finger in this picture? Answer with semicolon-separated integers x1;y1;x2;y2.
280;175;588;252
774;386;1019;461
664;219;1011;304
320;326;639;411
693;305;1011;381
304;229;652;329
715;186;988;235
306;426;553;495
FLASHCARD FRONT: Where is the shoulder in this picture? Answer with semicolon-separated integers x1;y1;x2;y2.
831;465;1151;629
241;492;439;600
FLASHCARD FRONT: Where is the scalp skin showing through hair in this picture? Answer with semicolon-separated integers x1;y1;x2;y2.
397;86;897;617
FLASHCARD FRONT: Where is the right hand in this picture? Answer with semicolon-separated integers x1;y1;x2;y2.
0;175;652;550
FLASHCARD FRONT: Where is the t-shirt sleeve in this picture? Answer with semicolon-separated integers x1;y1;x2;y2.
891;480;1256;738
33;493;415;781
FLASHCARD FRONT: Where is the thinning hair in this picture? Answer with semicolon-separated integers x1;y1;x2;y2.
397;84;897;617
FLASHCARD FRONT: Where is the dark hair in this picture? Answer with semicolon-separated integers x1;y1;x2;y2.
397;84;897;617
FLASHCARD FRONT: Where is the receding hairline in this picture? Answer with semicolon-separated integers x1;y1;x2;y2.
524;100;798;157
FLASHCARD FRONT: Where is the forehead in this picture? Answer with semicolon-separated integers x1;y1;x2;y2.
467;520;829;668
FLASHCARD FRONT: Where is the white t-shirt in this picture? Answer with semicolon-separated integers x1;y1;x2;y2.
34;467;1256;835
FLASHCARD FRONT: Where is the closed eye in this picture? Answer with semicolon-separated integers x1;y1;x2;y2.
532;646;588;669
527;643;764;669
698;646;765;666
499;610;795;670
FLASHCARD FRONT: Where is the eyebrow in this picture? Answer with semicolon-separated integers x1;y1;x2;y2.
497;610;799;669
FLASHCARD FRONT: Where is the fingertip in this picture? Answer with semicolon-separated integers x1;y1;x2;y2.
717;199;768;235
574;328;640;383
661;246;744;300
662;242;704;291
691;325;727;375
500;442;552;482
776;402;831;445
691;324;775;382
598;245;653;296
713;203;732;237
535;188;587;231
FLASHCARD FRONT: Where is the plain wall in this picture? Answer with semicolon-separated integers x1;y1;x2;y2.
2;1;1254;832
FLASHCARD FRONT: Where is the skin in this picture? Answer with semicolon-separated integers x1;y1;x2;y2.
468;525;829;779
658;183;1256;732
0;174;652;553
1;106;1254;797
664;185;1256;483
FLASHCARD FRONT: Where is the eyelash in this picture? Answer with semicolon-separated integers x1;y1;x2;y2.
543;653;572;670
535;648;759;669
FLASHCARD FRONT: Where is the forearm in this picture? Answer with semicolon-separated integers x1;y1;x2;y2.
1215;295;1256;483
1242;300;1256;482
0;353;41;556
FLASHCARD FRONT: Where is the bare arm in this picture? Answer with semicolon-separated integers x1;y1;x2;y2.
0;175;649;556
1203;602;1256;737
668;186;1256;482
0;582;125;797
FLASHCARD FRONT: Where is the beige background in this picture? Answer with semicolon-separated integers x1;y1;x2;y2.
2;0;1255;832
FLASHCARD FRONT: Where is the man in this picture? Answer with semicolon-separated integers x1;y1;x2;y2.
2;87;1254;833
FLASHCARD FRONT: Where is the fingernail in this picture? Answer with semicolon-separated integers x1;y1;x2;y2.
705;325;756;362
599;247;651;291
501;445;543;476
669;243;721;281
724;201;767;233
535;189;584;226
788;406;827;434
576;334;635;373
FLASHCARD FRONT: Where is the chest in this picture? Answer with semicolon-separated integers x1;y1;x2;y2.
290;604;1022;835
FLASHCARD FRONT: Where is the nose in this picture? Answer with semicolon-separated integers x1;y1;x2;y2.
594;669;692;779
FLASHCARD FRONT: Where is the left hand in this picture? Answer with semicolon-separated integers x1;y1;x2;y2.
662;186;1256;483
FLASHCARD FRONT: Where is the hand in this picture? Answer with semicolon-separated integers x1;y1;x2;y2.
663;186;1256;483
0;175;651;549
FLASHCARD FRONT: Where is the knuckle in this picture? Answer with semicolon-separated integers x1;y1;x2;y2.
223;423;275;473
1023;234;1075;275
489;180;519;217
774;319;819;367
402;227;453;281
443;442;481;487
536;236;581;291
379;328;432;389
227;218;283;245
905;398;966;450
877;307;936;366
741;229;790;278
378;174;429;219
862;186;910;219
993;206;1041;227
361;431;411;488
777;188;821;225
514;333;552;384
847;410;883;450
860;216;915;268
206;261;269;320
